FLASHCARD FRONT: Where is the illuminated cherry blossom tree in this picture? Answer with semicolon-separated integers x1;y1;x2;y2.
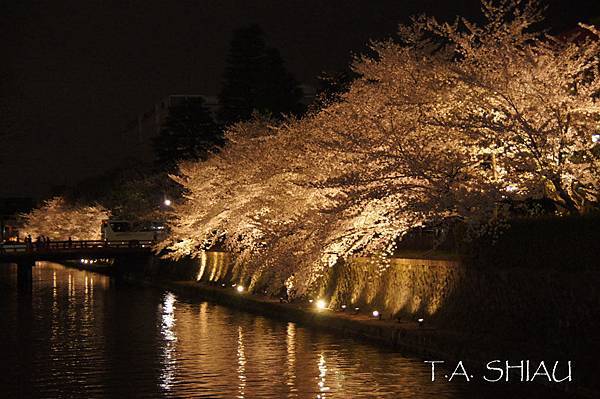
415;0;600;214
21;197;110;241
163;0;600;296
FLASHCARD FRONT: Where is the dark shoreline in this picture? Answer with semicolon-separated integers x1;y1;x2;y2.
138;278;591;399
54;260;593;399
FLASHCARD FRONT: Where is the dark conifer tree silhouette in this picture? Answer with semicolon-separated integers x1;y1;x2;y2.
153;97;223;170
313;69;359;110
218;25;303;125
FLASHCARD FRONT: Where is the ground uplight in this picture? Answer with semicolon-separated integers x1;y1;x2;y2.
316;299;327;310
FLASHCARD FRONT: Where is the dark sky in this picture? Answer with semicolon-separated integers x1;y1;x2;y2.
2;0;599;198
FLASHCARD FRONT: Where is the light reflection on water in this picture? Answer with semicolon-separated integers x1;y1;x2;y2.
0;262;570;398
286;322;297;396
317;353;329;398
160;291;177;392
237;326;246;398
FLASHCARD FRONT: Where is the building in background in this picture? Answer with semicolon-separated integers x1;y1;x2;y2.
121;86;315;164
121;94;219;163
298;84;316;108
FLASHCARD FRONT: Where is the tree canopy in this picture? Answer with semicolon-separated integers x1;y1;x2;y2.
21;197;110;240
163;1;600;297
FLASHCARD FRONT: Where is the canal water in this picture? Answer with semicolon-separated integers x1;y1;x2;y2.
0;262;575;398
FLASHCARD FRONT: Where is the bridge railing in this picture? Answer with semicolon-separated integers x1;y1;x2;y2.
0;240;156;253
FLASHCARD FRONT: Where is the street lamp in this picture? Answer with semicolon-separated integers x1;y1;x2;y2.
164;199;172;206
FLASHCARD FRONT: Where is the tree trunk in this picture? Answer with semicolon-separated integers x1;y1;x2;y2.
551;177;580;216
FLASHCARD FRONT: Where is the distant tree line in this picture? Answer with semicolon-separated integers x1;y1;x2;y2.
153;24;306;171
48;24;311;221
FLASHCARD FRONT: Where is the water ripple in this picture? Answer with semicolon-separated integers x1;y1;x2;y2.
0;262;572;399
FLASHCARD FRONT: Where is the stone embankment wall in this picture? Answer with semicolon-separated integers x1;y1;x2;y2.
156;252;599;342
322;257;599;338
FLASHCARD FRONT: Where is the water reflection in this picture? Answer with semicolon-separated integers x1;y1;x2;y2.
68;272;74;297
160;291;178;392
237;326;246;398
286;322;297;397
317;353;329;398
0;262;572;399
50;269;60;364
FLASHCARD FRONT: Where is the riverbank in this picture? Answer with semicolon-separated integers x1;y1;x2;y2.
57;261;495;358
64;256;596;398
123;275;587;399
9;261;584;399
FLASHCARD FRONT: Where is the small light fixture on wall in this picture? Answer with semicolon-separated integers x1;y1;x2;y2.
316;299;327;310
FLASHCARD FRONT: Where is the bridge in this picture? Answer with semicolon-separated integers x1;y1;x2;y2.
0;240;157;286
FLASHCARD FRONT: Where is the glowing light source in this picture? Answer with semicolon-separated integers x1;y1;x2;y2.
372;310;380;318
164;199;172;206
341;304;347;311
593;134;600;143
316;299;327;310
236;285;244;293
418;318;424;327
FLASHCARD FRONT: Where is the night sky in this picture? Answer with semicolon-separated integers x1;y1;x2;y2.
2;0;599;198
